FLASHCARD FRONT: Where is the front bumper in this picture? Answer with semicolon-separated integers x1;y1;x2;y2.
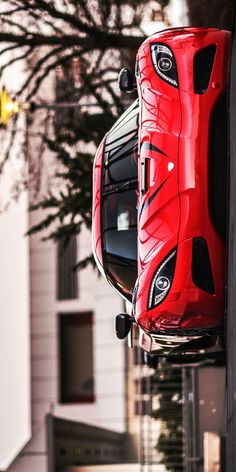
139;326;224;358
136;236;225;332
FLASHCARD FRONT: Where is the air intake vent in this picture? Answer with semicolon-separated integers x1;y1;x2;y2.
209;91;228;241
192;238;215;294
194;45;216;94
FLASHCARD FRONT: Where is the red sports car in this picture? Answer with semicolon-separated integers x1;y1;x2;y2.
92;27;231;359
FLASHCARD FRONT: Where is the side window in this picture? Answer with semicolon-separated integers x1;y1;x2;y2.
59;312;95;403
102;189;137;261
103;100;139;190
101;100;139;300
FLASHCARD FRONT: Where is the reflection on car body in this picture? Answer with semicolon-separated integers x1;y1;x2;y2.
92;27;231;359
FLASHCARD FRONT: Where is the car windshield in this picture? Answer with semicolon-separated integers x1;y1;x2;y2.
101;100;139;301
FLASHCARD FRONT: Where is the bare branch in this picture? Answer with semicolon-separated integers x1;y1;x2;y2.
20;0;101;35
79;71;116;117
0;16;30;35
0;31;143;50
0;43;26;56
26;47;92;100
0;47;32;80
77;0;97;28
23;9;64;35
16;45;66;97
0;115;18;173
0;6;25;16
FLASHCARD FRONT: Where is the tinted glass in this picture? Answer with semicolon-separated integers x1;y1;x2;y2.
102;189;137;260
103;100;139;190
102;189;137;299
101;100;139;300
105;253;137;299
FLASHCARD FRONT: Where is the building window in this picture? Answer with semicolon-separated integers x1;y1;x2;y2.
59;312;95;403
57;235;78;300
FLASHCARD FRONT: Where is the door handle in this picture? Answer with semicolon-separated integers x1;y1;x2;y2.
141;158;149;194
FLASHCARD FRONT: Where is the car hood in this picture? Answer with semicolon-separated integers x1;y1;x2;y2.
138;131;180;270
137;87;181;272
135;42;182;331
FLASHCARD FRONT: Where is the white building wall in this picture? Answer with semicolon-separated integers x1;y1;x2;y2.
0;177;31;470
8;205;125;472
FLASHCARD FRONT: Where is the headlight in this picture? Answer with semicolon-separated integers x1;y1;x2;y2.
148;249;177;310
150;43;178;88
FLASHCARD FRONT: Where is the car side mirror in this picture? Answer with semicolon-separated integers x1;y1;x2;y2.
118;68;136;93
115;313;132;339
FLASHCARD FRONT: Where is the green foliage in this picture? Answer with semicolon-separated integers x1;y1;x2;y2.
28;91;122;269
25;0;171;269
28;140;93;236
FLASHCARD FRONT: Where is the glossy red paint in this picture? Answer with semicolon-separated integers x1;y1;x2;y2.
135;27;231;336
92;138;104;271
92;27;231;354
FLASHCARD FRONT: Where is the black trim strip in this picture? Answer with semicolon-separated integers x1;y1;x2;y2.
141;141;168;157
139;176;169;216
149;327;223;337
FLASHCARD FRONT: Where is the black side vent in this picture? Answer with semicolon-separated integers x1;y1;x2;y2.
194;45;216;94
208;91;228;242
192;238;215;294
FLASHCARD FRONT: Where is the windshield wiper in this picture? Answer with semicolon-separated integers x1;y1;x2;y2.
102;178;137;196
